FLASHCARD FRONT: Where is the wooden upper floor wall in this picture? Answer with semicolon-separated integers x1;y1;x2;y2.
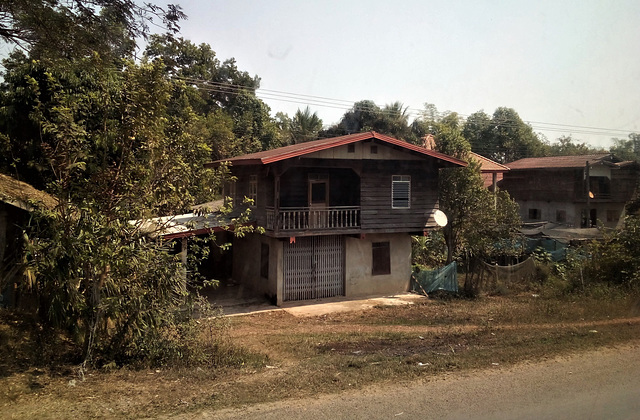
226;143;442;237
500;164;638;203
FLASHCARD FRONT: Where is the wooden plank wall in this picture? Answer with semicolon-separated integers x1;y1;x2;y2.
501;169;579;202
611;166;639;202
360;160;438;231
278;167;360;208
502;166;639;204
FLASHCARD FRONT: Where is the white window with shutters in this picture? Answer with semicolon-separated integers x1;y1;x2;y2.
392;175;410;209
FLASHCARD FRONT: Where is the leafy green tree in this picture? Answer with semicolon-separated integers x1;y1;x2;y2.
0;51;236;367
463;107;547;163
290;106;323;143
585;216;640;289
144;35;285;156
322;100;415;141
610;133;640;162
462;110;492;154
0;0;184;61
433;113;521;294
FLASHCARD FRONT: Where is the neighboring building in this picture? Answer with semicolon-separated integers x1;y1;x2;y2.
206;131;466;305
0;173;57;307
500;154;639;228
469;152;510;191
421;135;509;190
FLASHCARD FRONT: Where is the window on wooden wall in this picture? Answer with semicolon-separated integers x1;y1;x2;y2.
556;210;566;223
223;180;236;207
249;175;258;205
260;243;269;278
392;175;411;209
372;242;391;275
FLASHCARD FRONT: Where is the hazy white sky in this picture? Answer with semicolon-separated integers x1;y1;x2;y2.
175;0;639;148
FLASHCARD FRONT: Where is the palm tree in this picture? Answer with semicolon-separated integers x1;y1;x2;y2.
291;106;323;143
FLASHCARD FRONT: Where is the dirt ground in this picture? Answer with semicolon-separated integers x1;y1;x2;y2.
178;342;640;420
2;292;640;419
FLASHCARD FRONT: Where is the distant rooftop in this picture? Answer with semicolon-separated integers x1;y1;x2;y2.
506;153;615;170
469;152;510;173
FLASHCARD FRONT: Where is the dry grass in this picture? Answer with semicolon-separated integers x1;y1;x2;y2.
2;292;640;419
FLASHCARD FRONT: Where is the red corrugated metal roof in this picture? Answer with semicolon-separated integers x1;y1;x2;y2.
469;152;510;173
209;131;468;167
506;153;613;170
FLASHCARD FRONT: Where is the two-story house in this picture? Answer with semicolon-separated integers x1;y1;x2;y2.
208;131;466;305
499;154;639;228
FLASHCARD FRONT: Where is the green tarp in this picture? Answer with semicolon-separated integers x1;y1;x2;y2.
411;262;458;294
525;237;567;261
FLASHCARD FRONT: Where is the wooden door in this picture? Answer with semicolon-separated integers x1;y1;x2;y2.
308;175;329;228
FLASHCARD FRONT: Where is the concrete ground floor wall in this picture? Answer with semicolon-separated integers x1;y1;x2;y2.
519;200;625;228
344;233;411;298
231;232;412;306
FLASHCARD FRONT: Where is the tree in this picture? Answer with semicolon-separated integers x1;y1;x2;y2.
322;100;415;141
462;111;492;154
433;114;521;294
0;0;185;61
548;135;599;156
144;35;285;156
610;133;640;162
463;108;547;163
585;215;640;289
0;49;235;367
290;106;323;143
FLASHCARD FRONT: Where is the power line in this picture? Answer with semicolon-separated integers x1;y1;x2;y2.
171;75;636;140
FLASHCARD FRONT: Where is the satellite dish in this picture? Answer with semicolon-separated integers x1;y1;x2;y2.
434;210;448;227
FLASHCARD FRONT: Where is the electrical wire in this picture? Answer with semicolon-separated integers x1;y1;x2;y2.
170;75;637;140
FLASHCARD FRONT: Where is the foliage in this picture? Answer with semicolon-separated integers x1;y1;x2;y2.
610;133;640;162
434;115;521;264
321;100;417;142
547;135;600;156
290;106;323;143
462;107;547;163
429;113;521;295
584;216;640;289
0;0;185;61
144;35;285;157
0;49;242;367
411;231;447;268
25;202;188;366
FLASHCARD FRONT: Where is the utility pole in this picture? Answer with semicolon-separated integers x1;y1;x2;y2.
585;161;590;228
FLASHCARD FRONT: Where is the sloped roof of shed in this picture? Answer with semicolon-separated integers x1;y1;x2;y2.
469;152;510;173
209;131;468;167
0;173;57;211
506;153;614;170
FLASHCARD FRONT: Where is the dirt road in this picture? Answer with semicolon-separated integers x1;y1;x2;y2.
174;343;640;420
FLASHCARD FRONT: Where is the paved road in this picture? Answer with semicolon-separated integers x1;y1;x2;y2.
175;343;640;420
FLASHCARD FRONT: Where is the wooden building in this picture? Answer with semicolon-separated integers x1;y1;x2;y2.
208;131;466;305
499;154;639;228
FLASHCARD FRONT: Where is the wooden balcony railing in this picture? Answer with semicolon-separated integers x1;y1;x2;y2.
266;206;360;231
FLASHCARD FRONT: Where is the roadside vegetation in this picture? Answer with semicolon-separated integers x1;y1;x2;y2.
2;285;639;418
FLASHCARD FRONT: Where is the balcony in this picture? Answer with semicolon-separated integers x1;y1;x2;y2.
266;206;361;232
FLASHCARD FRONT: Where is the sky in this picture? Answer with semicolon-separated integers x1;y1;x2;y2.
169;0;640;149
